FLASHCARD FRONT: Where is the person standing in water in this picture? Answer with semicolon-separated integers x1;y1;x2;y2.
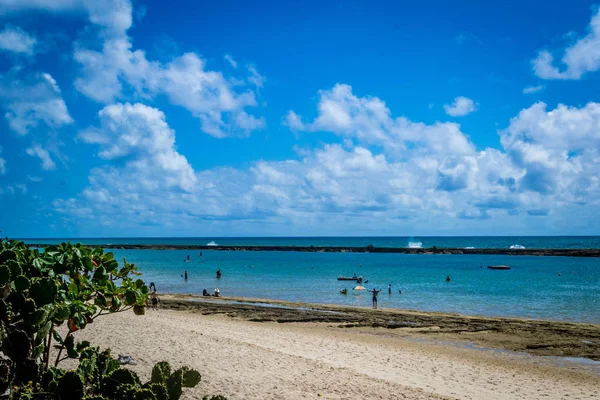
367;288;382;309
446;275;451;282
184;270;188;281
388;284;392;294
216;269;221;279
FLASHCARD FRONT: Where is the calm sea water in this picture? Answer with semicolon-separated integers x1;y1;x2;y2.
23;237;600;323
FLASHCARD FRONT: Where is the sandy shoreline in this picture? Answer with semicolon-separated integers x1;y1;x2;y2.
60;296;600;400
160;295;600;361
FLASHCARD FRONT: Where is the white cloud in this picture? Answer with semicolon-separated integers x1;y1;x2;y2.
523;85;545;94
224;54;237;68
285;84;475;156
0;157;5;174
78;103;197;192
1;0;263;138
0;25;36;54
500;101;600;195
533;8;600;80
0;0;133;36
72;35;264;138
26;144;56;170
283;110;305;130
247;64;265;92
0;70;73;135
443;96;477;116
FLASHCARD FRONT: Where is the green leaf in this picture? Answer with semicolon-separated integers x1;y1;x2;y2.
149;383;168;400
134;389;158;400
151;361;171;384
0;265;9;286
105;259;119;273
0;299;7;321
115;368;140;384
15;358;39;385
76;340;90;352
125;289;137;305
93;266;107;283
29;277;58;306
1;329;31;361
57;371;84;400
94;294;107;307
110;295;121;312
6;260;22;278
0;249;17;263
32;343;45;359
166;368;184;400
36;321;52;344
29;307;48;326
53;304;71;322
64;334;79;358
52;329;64;345
182;369;201;387
14;275;30;292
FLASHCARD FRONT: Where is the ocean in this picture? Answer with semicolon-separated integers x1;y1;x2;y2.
23;237;600;324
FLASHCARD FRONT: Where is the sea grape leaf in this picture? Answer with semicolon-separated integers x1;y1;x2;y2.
14;275;30;292
29;277;57;306
57;371;84;400
0;265;10;286
151;361;171;384
182;369;201;387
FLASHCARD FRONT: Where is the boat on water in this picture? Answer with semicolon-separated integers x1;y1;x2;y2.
488;265;511;270
206;241;218;246
337;276;363;283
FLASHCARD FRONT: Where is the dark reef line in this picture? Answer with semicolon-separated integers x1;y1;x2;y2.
26;244;600;257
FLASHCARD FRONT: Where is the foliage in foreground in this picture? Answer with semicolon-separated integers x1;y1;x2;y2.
0;239;225;399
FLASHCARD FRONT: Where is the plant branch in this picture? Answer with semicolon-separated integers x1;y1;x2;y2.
54;331;72;367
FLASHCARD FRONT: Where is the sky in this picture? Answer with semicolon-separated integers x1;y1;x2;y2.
1;0;600;238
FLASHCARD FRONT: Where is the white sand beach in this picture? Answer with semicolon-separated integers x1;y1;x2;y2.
65;308;600;400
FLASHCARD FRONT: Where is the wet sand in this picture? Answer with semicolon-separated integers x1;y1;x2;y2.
161;295;600;361
64;296;600;399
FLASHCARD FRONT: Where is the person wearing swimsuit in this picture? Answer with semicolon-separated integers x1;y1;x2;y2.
367;288;382;309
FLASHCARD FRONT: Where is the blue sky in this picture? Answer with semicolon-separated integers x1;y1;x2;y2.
1;0;600;237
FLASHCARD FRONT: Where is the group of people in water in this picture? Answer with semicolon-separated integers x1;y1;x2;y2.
340;276;451;309
147;266;224;309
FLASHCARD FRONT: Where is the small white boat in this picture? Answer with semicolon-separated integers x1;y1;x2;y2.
206;241;218;246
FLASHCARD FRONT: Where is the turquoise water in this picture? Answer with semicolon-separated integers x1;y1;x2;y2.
103;249;600;324
21;236;600;249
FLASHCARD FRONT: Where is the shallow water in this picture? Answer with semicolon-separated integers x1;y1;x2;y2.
106;249;600;324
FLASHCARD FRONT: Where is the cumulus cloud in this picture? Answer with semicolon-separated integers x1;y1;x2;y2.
1;0;265;138
444;96;477;116
0;25;36;54
285;84;475;156
533;8;600;79
79;103;197;192
56;84;576;234
43;0;266;138
500;101;600;198
26;144;56;170
523;85;544;94
0;70;73;135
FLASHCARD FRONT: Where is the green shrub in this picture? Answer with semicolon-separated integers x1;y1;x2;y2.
0;239;225;400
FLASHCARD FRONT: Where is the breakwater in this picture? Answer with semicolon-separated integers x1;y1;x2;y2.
26;244;600;257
